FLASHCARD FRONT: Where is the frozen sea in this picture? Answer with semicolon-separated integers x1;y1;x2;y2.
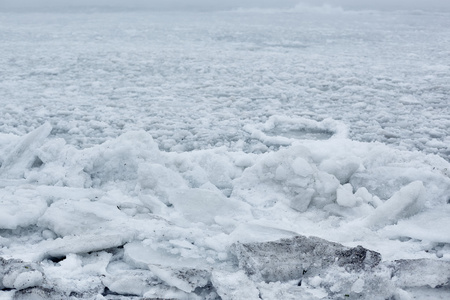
0;5;450;300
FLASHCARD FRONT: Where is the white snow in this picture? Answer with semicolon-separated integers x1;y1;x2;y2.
0;6;450;300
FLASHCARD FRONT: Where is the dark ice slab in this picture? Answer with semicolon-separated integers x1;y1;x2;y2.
231;235;381;282
388;259;450;289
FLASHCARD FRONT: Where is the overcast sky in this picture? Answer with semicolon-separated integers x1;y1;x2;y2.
1;0;449;12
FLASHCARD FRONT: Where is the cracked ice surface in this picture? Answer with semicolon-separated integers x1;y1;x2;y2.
0;9;449;157
1;6;450;300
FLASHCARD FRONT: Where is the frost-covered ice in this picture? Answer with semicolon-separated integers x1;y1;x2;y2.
1;5;450;300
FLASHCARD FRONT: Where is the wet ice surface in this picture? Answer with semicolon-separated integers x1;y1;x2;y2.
1;6;450;300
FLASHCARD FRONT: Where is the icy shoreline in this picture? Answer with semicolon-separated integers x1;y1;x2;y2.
1;7;450;299
1;123;449;299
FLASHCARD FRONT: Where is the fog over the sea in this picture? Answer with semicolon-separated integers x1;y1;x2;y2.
1;0;449;12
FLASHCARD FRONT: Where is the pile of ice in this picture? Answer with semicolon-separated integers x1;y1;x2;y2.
1;121;450;299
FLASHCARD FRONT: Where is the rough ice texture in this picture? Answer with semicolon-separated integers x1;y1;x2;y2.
363;181;426;229
0;123;52;179
12;287;64;300
0;188;48;230
211;270;260;300
389;259;450;289
148;265;210;293
2;237;450;299
1;125;449;299
102;268;162;297
0;257;43;290
231;235;381;282
1;9;450;299
231;144;341;212
231;236;450;299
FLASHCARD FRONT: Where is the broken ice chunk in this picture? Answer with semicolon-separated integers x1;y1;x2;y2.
389;259;450;289
0;122;52;178
354;187;382;208
349;165;450;206
10;271;43;290
319;157;360;185
211;270;260;300
123;242;212;296
148;265;210;293
336;184;360;208
12;287;65;300
137;162;188;204
168;188;251;225
381;206;450;244
350;278;365;293
0;188;47;230
37;199;126;236
291;157;314;177
0;258;44;290
102;269;161;297
290;188;315;212
123;241;207;270
35;233;133;262
363;181;425;229
231;235;381;283
335;245;381;272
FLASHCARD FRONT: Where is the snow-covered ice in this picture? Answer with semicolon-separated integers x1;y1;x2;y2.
1;4;450;300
